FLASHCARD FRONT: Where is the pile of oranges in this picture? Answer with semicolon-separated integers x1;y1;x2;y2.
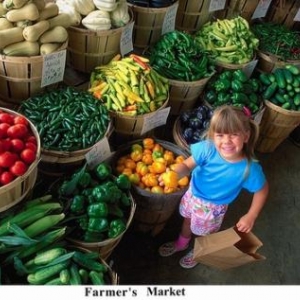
115;138;190;194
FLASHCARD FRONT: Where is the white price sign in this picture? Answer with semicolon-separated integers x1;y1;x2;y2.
141;107;170;135
162;2;178;35
41;49;66;87
120;21;134;56
209;0;226;12
251;0;272;19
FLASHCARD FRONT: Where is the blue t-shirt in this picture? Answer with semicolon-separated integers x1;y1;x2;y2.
190;140;266;205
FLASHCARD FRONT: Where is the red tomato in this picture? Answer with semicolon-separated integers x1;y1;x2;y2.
26;135;37;145
13;115;29;126
10;139;25;153
2;139;12;151
25;142;37;153
20;148;36;164
0;113;14;125
0;151;17;168
0;123;10;138
0;171;15;186
10;160;27;176
7;124;28;139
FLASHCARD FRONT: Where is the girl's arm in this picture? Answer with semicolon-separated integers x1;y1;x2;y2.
172;156;196;179
236;181;269;233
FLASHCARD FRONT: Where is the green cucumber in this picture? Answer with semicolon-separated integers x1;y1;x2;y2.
274;68;286;89
285;64;300;75
263;82;278;99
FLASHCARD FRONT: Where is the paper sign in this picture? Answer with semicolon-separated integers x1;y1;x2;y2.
41;49;66;87
162;2;178;35
251;0;272;19
209;0;226;12
242;59;258;78
120;21;134;56
85;137;112;169
141;107;170;135
294;8;300;22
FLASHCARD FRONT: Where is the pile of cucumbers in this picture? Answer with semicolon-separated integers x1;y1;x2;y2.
259;64;300;110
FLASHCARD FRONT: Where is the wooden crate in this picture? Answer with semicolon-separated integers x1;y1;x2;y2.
266;0;300;30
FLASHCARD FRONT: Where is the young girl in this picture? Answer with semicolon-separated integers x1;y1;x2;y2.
159;105;269;269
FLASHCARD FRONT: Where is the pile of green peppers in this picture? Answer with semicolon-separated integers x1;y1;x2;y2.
59;162;132;242
203;69;262;114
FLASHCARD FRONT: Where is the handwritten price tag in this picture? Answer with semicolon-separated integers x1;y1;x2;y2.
294;8;300;22
162;2;178;35
41;49;66;87
209;0;226;12
85;137;112;169
141;107;170;135
120;21;134;56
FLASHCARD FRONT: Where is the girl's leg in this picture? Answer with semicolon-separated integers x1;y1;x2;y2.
158;218;192;257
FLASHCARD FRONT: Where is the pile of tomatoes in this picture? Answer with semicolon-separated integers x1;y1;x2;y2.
115;138;190;194
0;109;39;187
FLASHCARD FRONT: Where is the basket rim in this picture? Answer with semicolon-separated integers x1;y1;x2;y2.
128;0;178;12
264;100;300;117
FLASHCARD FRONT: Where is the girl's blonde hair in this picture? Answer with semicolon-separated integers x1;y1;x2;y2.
206;105;260;161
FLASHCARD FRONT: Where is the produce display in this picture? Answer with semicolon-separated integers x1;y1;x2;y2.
194;17;259;64
89;54;169;116
259;64;300;111
251;22;300;61
58;162;133;243
56;0;131;30
0;0;70;56
147;30;215;81
20;246;112;285
19;86;110;151
0;195;66;267
178;104;213;145
203;69;262;114
0;109;39;186
115;138;190;194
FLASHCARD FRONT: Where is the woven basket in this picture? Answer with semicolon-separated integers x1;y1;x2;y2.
256;50;300;73
39;121;114;177
109;96;169;140
256;100;300;153
129;1;178;49
110;139;190;236
0;41;67;106
67;9;134;74
0;108;41;213
175;0;214;34
67;192;136;261
168;76;211;115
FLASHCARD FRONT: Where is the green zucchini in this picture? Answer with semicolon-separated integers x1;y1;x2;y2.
263;82;278;99
274;68;286;89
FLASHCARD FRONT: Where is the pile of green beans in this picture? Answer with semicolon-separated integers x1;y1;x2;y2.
20;87;110;151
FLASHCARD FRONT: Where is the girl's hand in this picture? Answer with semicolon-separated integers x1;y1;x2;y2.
236;213;256;233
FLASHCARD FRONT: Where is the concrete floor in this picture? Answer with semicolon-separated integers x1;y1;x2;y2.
109;137;300;285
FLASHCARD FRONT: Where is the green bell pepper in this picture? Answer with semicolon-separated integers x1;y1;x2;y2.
70;195;85;214
232;69;248;83
231;79;244;92
213;78;231;92
108;219;126;239
88;217;109;233
87;202;109;218
92;185;110;203
120;192;131;207
115;174;131;190
94;162;112;181
78;216;89;231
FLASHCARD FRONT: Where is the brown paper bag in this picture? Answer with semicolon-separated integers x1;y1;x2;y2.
193;227;266;270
